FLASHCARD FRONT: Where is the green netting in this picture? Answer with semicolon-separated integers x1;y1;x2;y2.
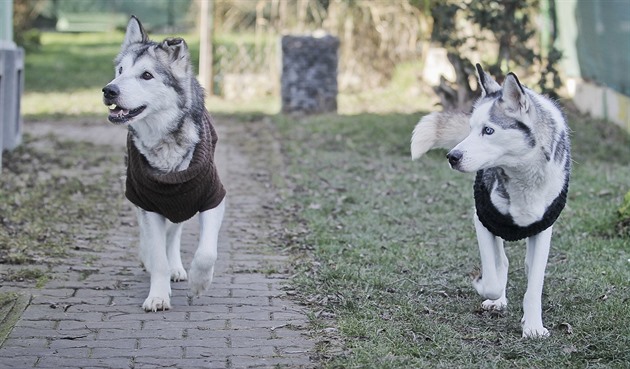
558;0;630;95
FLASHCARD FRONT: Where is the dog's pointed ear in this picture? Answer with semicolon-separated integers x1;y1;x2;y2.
122;15;148;48
502;72;529;112
158;38;190;69
476;63;501;97
156;38;191;77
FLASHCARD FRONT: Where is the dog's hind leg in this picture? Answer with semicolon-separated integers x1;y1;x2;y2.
472;214;508;309
521;227;552;338
189;198;225;296
137;209;172;312
166;221;187;282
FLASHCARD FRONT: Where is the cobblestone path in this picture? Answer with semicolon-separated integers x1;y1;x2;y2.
0;118;315;368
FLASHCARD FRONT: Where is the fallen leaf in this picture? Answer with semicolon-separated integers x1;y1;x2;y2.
558;322;574;334
562;345;578;354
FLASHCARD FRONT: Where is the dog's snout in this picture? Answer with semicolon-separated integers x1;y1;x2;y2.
102;84;120;100
447;150;463;167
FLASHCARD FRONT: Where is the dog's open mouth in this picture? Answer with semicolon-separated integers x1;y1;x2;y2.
108;104;146;124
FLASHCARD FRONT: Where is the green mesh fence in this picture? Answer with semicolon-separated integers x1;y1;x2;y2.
557;0;630;95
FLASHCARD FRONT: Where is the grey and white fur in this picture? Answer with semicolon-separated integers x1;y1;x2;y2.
102;16;225;312
410;64;571;338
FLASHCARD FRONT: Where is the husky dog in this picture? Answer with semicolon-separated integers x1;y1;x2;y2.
410;64;571;338
102;16;226;312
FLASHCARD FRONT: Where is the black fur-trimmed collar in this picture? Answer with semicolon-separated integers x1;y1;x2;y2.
474;170;569;241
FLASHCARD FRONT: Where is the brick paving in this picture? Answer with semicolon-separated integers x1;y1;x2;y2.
0;118;315;368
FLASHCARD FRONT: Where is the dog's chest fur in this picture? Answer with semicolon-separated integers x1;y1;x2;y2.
130;118;200;173
482;159;567;228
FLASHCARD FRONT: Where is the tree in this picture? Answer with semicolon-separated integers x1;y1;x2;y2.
430;0;563;111
13;0;48;48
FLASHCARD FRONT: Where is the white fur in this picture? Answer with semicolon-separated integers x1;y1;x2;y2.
451;94;563;336
474;214;553;338
452;98;567;226
410;114;439;160
137;210;171;311
109;51;199;172
105;17;225;312
410;112;470;160
521;227;553;338
137;199;225;312
189;200;225;296
472;214;509;304
411;65;570;338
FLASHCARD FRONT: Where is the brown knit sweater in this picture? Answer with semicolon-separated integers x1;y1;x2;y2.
125;111;226;223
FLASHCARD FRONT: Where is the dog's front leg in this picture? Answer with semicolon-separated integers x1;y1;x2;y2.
166;221;187;281
189;198;225;296
137;208;171;312
472;214;508;309
521;227;553;338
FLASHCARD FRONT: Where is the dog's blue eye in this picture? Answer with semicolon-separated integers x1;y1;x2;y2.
118;67;122;75
142;72;154;80
483;127;495;136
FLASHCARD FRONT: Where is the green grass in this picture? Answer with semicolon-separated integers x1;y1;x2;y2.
22;31;134;119
22;31;285;119
0;134;122;266
0;292;30;347
17;30;630;366
25;32;123;93
23;31;193;119
22;32;429;119
273;111;630;368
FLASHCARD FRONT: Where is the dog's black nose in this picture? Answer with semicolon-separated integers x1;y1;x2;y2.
102;84;120;99
446;150;463;167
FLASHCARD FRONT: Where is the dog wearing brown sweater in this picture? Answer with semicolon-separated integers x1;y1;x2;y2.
102;16;226;311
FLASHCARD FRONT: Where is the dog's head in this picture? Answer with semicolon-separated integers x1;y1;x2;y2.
446;64;539;173
102;16;194;126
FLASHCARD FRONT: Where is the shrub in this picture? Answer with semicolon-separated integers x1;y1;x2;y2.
618;190;630;235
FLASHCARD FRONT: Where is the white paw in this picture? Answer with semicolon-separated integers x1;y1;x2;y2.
521;316;549;338
143;296;171;312
170;267;188;282
522;325;549;338
188;265;214;296
481;297;507;311
472;276;503;301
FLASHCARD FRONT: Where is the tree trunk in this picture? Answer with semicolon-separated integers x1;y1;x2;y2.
433;52;476;112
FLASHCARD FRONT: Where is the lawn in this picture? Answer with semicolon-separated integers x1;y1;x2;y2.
21;31;429;119
10;30;630;367
22;31;288;118
273;111;630;368
0;134;122;265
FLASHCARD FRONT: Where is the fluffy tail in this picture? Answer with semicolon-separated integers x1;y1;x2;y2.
410;111;471;160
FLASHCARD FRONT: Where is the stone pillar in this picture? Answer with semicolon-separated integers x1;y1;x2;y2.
281;35;339;114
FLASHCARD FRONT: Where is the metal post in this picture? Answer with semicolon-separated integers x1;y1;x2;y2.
0;0;14;47
0;0;23;155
